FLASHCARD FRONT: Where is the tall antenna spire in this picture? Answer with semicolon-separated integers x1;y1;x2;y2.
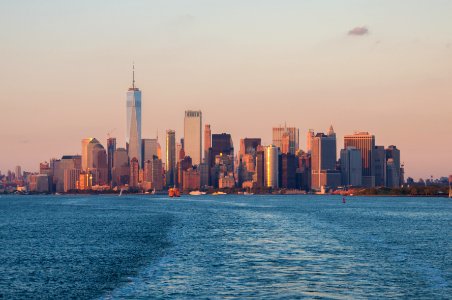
132;62;135;89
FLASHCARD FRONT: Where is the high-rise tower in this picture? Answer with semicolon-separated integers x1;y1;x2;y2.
344;132;376;187
166;130;176;187
126;65;142;167
184;110;202;165
264;145;279;188
272;125;299;155
204;124;211;163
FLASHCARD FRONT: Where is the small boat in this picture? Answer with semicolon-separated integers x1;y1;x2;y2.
189;191;206;196
212;191;227;196
151;188;156;195
168;187;181;198
244;192;254;195
119;188;125;197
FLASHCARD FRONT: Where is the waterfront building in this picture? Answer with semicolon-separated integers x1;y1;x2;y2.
199;162;210;188
53;155;82;193
279;153;297;189
143;160;152;183
374;146;386;187
340;147;362;186
112;148;129;186
126;66;142;167
344;132;376;187
81;138;94;171
311;129;337;190
297;151;311;191
90;143;108;185
255;149;265;188
219;176;235;189
77;171;93;190
386;145;401;188
264;145;279;189
177;156;193;188
107;137;116;184
184;110;202;165
165;130;176;187
204;124;211;163
129;157;140;188
151;158;164;191
183;168;201;191
28;174;50;193
64;169;81;192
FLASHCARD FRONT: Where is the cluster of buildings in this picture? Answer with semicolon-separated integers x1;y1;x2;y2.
1;70;407;194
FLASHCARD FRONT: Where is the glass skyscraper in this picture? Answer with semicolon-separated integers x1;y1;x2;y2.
126;67;142;167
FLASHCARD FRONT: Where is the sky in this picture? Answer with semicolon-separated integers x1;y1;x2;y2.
0;0;451;179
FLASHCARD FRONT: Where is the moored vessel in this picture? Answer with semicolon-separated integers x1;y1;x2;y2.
168;187;181;197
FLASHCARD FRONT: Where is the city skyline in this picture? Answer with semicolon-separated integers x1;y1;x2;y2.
1;1;451;179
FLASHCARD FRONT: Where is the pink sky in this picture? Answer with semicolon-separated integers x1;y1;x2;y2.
0;1;451;179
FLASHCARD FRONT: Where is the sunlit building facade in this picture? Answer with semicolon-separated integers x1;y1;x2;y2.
344;132;376;188
184;110;202;165
126;68;142;167
264;145;279;188
166;130;176;187
272;125;299;155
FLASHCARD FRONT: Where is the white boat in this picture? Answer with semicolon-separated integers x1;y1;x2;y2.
212;191;227;196
244;192;254;195
189;191;206;196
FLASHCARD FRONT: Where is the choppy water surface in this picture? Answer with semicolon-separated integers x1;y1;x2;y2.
0;195;451;299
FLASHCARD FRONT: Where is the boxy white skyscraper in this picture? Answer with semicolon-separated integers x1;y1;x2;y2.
184;110;202;165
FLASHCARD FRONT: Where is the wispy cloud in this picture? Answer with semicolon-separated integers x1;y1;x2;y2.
348;26;369;36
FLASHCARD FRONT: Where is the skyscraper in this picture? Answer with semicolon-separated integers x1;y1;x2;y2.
272;125;299;154
107;137;116;184
211;133;234;159
374;146;386;187
344;132;376;187
81;138;94;171
15;166;21;180
264;145;279;188
204;124;211;163
386;145;401;188
142;138;159;165
184;110;202;165
166;130;176;187
255;149;265;188
112;148;129;187
279;153;297;189
306;129;314;153
129;157;139;188
239;138;261;158
126;65;142;167
311;130;338;190
340;147;362;186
